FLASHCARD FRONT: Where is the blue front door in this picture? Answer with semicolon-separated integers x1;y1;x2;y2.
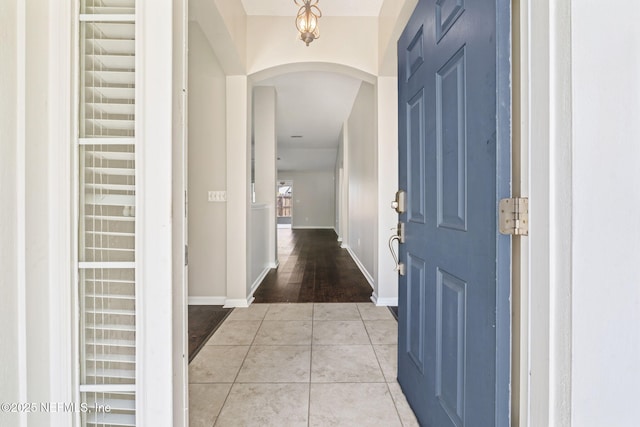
397;0;511;425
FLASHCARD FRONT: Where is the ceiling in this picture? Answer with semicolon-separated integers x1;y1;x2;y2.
255;71;363;172
240;0;385;17
239;0;382;172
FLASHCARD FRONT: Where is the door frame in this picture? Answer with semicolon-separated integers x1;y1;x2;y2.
513;0;573;426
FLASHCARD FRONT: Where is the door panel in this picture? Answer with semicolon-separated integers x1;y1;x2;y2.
397;0;511;426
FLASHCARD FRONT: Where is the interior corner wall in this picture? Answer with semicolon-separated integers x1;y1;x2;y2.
0;1;21;424
277;171;336;229
346;82;377;284
334;129;345;237
570;1;640;424
187;22;227;300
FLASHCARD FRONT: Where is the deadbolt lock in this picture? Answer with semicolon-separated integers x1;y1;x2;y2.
392;190;406;214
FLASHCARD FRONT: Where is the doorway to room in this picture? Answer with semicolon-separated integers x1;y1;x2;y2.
277;180;293;228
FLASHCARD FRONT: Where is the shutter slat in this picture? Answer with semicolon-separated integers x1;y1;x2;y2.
86;353;135;364
85;184;136;192
86;167;134;176
88;54;135;70
85;368;135;380
87;70;135;85
87;86;135;100
86;323;135;332
87;38;135;55
85;215;135;222
84;194;135;206
86;413;136;427
87;103;135;116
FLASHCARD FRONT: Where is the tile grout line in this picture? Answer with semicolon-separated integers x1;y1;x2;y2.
307;303;315;426
360;303;406;426
213;306;269;426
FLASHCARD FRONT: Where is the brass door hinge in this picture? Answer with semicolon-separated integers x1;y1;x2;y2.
499;198;529;236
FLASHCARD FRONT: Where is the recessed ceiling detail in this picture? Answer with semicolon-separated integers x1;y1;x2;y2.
254;71;363;172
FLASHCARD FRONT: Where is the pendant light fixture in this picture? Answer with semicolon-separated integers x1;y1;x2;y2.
295;0;322;46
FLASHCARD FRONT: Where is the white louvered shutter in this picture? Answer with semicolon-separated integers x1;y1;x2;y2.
78;1;137;426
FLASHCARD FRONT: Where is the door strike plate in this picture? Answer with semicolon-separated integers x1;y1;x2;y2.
499;198;529;236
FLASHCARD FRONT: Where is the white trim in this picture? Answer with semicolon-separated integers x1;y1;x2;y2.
548;0;572;424
48;2;74;425
291;226;335;230
345;246;374;288
188;296;227;306
521;1;573;426
269;260;279;269
249;267;270;297
172;0;189;425
370;292;398;307
136;0;175;424
224;297;255;308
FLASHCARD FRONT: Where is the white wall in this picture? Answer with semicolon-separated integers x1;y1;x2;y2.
247;16;378;76
375;77;399;305
346;82;377;285
278;171;336;229
570;1;640;424
225;75;252;306
249;204;270;294
253;86;278;267
378;0;418;76
0;1;21;425
187;23;227;301
0;1;75;425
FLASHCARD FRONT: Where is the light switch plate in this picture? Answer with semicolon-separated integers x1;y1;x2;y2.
208;190;227;202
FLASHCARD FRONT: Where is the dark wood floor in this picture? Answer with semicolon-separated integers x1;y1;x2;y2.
253;228;374;303
188;305;232;362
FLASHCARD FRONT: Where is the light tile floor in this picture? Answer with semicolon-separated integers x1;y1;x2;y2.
189;303;420;427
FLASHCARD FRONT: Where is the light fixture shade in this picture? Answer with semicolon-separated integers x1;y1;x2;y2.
295;0;322;46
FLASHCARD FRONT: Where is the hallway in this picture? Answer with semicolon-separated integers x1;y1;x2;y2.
188;302;418;426
253;229;373;303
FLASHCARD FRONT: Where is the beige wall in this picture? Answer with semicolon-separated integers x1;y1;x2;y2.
278;171;336;229
187;22;228;299
346;82;377;283
246;16;378;76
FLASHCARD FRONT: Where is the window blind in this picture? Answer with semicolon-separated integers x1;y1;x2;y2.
78;1;136;426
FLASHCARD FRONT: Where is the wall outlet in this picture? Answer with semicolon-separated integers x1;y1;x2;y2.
208;190;227;202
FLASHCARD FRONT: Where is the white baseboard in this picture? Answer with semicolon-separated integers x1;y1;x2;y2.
269;260;279;269
223;296;255;308
345;246;374;288
188;296;227;305
292;226;335;229
249;267;270;297
370;293;398;307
